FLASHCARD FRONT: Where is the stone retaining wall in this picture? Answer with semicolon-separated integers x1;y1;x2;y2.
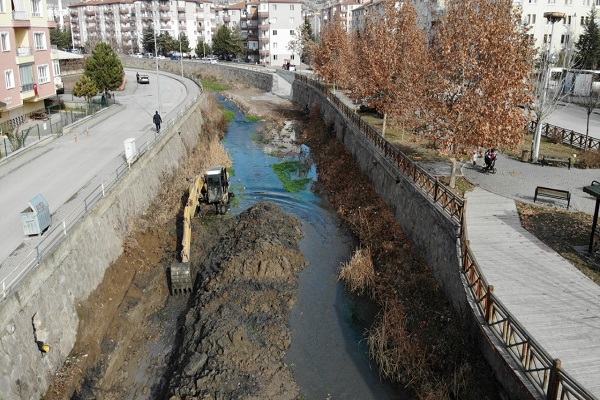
0;97;207;400
292;81;534;400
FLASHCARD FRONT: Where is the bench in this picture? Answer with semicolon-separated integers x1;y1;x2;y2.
541;155;571;169
534;186;571;209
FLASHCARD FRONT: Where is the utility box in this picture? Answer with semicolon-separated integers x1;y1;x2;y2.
124;138;137;163
21;194;51;236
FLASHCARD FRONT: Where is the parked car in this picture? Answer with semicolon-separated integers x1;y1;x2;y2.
210;59;218;64
133;53;143;58
138;75;150;84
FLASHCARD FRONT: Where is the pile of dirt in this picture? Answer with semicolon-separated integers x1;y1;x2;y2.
165;202;305;399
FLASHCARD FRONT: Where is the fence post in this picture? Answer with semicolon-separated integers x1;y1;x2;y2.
485;285;494;323
546;359;561;400
36;246;41;262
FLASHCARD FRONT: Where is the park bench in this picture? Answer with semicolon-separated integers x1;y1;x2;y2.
541;155;571;169
534;186;571;209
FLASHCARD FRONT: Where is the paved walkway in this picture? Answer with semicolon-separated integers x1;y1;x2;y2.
464;153;599;214
465;188;600;396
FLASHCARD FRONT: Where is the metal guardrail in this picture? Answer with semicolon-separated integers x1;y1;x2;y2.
295;73;596;400
528;121;600;151
0;94;199;301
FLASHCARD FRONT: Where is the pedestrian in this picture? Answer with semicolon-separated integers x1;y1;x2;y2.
136;72;140;83
153;111;162;133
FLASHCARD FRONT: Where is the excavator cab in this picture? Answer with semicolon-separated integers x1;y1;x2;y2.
203;166;231;215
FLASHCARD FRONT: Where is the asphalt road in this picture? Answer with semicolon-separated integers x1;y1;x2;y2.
0;69;200;291
545;101;600;137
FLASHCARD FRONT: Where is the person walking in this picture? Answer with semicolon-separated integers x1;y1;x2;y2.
153;111;162;133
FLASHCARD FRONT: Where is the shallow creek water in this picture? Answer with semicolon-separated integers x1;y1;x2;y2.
219;96;408;399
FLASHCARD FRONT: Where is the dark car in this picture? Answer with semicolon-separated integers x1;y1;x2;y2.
138;75;150;84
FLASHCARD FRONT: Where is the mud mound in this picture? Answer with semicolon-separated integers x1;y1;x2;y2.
167;202;305;399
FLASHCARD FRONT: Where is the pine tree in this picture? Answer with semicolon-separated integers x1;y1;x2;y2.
72;74;99;105
84;43;124;94
195;41;211;58
212;26;243;59
142;28;155;54
575;7;600;69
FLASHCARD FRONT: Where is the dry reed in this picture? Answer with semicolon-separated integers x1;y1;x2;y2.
338;247;375;297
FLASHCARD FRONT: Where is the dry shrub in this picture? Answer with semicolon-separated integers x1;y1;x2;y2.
338;247;375;297
574;149;600;169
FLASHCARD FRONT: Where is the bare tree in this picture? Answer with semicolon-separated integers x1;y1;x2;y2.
349;0;429;137
312;13;352;93
427;0;534;154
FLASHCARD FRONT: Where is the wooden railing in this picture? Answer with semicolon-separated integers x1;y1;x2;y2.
296;73;596;400
528;121;600;151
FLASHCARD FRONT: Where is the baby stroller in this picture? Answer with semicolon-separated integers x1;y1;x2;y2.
482;148;497;173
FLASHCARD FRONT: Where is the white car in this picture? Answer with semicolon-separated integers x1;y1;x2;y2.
210;59;218;64
133;53;143;58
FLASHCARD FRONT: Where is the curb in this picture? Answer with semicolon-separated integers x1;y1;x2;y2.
62;104;124;135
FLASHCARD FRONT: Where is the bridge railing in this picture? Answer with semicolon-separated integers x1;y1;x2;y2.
296;73;596;400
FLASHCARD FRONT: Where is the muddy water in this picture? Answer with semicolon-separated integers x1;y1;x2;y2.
220;96;408;400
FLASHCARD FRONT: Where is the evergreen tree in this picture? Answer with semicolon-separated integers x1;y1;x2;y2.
575;7;600;69
49;28;71;49
178;33;191;54
142;27;156;54
72;74;99;105
158;31;177;55
84;43;124;93
195;41;212;58
212;26;243;59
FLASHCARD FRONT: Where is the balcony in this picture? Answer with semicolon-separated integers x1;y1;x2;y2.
120;17;130;23
197;16;204;21
248;12;258;20
177;6;185;12
85;10;95;16
12;10;31;25
85;17;96;22
122;33;131;40
258;10;268;18
70;18;79;24
196;25;203;31
259;36;269;43
72;27;80;32
120;8;129;14
121;25;130;31
142;15;152;21
159;5;170;11
160;14;170;21
259;23;269;30
223;15;230;22
178;15;186;21
259;49;269;56
104;9;114;15
88;26;97;32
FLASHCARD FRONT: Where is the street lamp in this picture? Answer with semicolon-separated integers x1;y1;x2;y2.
532;11;565;163
153;5;161;115
179;32;184;77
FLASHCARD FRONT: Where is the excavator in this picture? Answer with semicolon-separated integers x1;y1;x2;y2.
169;166;233;294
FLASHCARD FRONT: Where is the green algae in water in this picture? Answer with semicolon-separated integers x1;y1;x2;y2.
224;109;235;122
246;115;261;122
271;161;312;192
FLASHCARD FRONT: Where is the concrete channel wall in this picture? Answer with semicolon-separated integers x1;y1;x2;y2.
292;81;536;400
0;97;207;400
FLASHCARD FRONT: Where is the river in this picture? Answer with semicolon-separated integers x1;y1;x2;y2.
219;95;407;400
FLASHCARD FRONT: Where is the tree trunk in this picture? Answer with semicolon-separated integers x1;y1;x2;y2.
381;113;387;138
585;110;591;150
449;158;456;189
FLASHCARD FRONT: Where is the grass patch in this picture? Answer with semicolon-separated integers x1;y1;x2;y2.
517;202;600;284
438;176;474;197
246;115;261;122
252;134;271;144
202;80;228;91
223;109;235;123
271;161;312;192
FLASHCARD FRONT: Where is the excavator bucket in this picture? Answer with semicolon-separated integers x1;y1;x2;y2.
169;262;193;295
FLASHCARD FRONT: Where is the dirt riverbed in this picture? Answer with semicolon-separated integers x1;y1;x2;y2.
44;85;501;400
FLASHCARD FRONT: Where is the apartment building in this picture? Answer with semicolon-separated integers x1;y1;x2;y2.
216;2;245;30
241;0;302;64
320;0;363;31
0;0;58;129
68;0;215;56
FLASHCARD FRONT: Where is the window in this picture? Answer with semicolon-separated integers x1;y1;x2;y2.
290;30;294;35
0;32;9;51
273;42;277;48
0;0;5;13
34;32;46;50
31;0;42;17
272;30;277;35
37;64;49;83
272;4;277;10
561;34;570;44
53;59;60;76
19;64;34;91
290;5;294;10
547;0;555;4
273;54;277;60
5;69;14;89
289;17;294;24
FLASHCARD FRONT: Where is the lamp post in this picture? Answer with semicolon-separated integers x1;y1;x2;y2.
179;32;184;77
532;11;565;163
153;5;161;115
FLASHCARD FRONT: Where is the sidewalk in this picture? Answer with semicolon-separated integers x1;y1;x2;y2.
465;187;600;397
